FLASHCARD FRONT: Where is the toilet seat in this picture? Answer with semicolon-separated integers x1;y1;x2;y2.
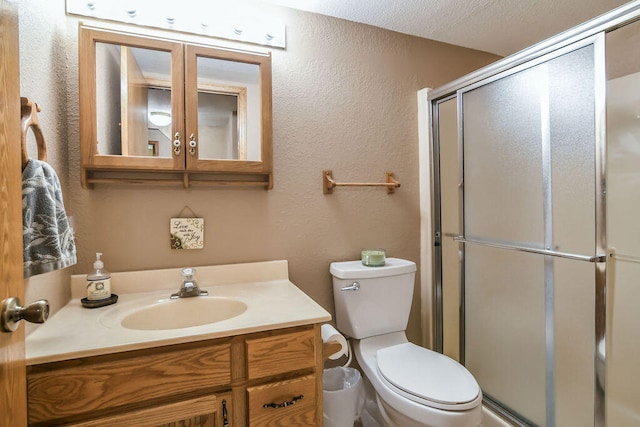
377;343;481;411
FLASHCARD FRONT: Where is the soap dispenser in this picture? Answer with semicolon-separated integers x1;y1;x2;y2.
82;253;117;308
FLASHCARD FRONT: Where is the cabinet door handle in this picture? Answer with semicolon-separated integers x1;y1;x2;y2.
189;133;197;156
262;394;304;409
173;132;182;156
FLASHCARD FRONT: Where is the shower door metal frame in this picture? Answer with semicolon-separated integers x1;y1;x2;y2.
427;3;640;425
429;93;459;354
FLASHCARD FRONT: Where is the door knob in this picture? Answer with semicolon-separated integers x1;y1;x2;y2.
1;297;49;333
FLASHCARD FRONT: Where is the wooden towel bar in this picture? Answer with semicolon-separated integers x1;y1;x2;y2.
323;170;400;194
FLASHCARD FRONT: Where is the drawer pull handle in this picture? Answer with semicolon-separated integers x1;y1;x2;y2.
263;394;304;409
222;399;229;426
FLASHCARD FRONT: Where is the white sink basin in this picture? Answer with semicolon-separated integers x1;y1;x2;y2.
101;296;248;331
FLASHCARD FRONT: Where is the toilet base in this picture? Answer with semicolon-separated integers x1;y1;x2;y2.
360;376;385;427
352;333;482;427
360;408;384;427
359;373;427;427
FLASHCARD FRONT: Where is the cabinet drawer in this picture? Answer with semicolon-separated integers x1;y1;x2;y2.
27;342;231;425
245;329;315;379
247;374;317;426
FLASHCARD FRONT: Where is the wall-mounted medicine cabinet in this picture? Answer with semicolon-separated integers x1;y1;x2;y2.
79;25;273;189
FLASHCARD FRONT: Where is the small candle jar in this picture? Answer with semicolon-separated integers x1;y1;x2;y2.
361;249;386;267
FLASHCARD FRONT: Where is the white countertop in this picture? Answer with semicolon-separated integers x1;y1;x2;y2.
26;260;331;365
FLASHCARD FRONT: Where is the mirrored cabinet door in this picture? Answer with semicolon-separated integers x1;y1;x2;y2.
80;27;185;180
184;44;272;173
96;44;176;158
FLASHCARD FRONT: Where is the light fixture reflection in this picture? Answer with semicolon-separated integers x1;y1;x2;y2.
149;111;171;127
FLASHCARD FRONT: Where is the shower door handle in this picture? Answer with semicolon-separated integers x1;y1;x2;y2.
453;236;606;262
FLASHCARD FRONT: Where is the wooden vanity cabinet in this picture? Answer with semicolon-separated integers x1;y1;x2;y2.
26;325;324;426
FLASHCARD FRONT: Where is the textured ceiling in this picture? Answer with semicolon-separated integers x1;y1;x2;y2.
261;0;631;56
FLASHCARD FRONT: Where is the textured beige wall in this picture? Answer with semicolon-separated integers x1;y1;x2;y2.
20;0;499;344
20;0;77;334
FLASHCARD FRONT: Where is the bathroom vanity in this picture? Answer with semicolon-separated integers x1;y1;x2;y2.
25;261;331;426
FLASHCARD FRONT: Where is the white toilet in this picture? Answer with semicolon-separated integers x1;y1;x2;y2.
330;258;482;427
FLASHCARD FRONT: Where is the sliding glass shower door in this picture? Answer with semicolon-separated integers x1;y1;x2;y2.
605;18;640;427
458;37;605;426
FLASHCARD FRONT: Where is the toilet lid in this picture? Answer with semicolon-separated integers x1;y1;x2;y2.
377;343;480;410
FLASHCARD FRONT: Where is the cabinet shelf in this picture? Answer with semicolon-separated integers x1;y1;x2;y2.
84;169;272;189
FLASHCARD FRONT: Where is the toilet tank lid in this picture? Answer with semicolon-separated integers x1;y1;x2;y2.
330;258;416;279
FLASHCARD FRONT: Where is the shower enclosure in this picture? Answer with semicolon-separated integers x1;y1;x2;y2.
426;2;640;426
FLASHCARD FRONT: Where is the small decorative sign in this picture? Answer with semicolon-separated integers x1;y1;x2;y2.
170;206;204;250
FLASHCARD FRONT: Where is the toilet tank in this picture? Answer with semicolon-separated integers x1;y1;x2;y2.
330;258;417;339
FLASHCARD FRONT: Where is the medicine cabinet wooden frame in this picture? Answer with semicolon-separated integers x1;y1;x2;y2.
79;25;273;189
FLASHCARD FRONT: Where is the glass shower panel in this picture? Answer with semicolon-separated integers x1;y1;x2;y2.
606;260;640;426
462;68;544;246
606;21;640;257
438;97;461;361
465;246;596;427
606;19;640;426
548;45;596;256
463;45;596;254
465;245;546;425
553;258;595;427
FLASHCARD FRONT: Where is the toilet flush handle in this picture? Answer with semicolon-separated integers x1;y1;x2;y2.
341;281;360;291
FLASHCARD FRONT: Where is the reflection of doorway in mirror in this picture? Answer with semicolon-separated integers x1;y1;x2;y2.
147;141;159;157
197;85;246;160
147;128;172;157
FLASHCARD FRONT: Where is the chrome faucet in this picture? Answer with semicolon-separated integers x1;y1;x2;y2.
171;268;209;299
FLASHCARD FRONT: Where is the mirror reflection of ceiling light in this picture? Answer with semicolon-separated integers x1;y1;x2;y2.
149;111;171;127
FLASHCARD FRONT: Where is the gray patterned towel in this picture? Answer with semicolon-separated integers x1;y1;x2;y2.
22;159;77;278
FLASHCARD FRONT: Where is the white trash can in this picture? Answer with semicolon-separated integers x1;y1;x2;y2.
323;366;365;427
